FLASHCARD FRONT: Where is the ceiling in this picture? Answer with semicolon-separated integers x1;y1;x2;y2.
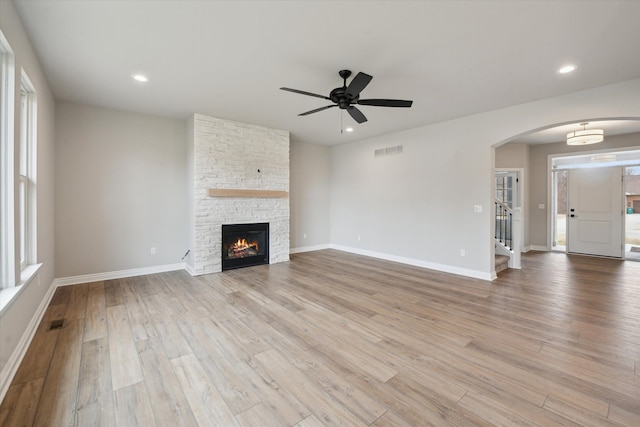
513;120;640;145
13;0;640;146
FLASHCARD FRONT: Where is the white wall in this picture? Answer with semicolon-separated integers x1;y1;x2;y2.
55;102;188;277
329;79;640;279
185;115;195;273
330;122;493;278
290;139;331;251
0;0;56;380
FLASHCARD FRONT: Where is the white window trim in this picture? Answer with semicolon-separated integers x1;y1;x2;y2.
0;263;42;314
20;71;37;271
19;173;26;268
0;30;16;289
0;40;43;310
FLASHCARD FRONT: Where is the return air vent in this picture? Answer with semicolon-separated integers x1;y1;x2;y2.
49;319;65;330
374;145;403;158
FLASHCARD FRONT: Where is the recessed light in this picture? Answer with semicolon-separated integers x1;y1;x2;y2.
345;127;354;132
558;65;577;74
132;73;148;82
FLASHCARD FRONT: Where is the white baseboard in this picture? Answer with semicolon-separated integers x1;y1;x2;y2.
289;244;331;254
329;244;493;281
0;278;57;404
53;263;186;287
529;245;549;252
184;262;196;277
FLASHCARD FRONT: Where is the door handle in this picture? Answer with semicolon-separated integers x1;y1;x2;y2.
570;214;578;218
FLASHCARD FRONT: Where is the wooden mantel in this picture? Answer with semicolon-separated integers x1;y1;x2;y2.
207;188;289;198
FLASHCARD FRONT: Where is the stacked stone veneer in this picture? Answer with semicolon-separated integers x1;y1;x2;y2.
192;113;290;275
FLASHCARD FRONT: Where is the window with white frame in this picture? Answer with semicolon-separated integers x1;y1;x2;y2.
19;72;37;273
0;31;15;289
0;31;37;292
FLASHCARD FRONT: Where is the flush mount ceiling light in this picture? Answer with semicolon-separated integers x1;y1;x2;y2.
131;73;148;82
345;127;354;133
558;64;577;74
567;122;604;145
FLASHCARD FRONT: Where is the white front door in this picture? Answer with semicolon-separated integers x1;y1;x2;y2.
567;166;623;258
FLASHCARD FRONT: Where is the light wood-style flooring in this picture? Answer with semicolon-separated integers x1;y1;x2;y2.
1;250;640;426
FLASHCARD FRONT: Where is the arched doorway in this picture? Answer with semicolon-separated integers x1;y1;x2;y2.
494;118;640;268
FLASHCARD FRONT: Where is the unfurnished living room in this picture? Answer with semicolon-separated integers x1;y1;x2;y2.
2;1;640;426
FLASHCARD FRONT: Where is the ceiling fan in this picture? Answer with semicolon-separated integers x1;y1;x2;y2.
280;70;413;124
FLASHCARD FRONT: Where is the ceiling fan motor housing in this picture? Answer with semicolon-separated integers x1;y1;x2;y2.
330;87;358;109
331;70;357;109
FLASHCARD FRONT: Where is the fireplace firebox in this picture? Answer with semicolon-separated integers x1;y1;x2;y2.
221;223;269;271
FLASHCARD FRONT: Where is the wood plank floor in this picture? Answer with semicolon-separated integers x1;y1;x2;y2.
2;249;640;426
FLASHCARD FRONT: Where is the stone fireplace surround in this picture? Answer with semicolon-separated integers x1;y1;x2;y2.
189;113;290;275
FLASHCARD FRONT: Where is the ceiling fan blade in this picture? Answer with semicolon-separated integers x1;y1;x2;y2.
299;105;336;116
280;87;330;100
357;99;413;108
347;106;367;123
345;72;372;98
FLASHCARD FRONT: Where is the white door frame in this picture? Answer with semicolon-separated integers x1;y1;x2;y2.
495;168;525;252
547;146;640;253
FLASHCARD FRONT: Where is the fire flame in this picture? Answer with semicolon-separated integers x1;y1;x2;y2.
232;238;258;251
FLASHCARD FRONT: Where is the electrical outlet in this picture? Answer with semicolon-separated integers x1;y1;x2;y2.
150;247;156;255
473;205;482;213
357;235;361;241
303;233;307;239
460;249;466;257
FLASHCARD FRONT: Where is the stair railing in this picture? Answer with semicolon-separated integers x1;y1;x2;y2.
494;200;522;269
495;200;512;250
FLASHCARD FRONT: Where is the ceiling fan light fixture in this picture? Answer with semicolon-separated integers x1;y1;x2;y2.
567;123;604;145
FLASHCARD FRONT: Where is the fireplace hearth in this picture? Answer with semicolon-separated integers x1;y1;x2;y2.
221;223;269;271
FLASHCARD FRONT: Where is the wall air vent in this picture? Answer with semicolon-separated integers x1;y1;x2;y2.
374;145;403;158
